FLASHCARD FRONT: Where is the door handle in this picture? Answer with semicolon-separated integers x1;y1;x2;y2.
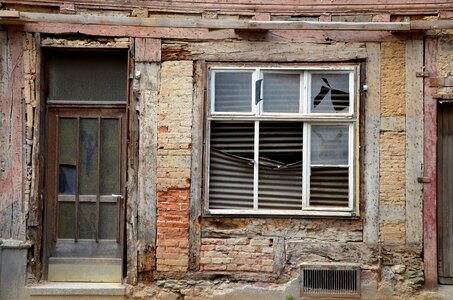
112;194;124;199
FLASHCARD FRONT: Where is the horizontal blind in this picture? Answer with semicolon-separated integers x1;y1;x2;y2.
209;121;254;209
258;122;303;210
309;167;349;207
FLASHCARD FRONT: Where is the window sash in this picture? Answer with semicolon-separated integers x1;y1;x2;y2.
206;66;358;216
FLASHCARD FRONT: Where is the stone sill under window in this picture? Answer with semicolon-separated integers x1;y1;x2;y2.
27;282;126;297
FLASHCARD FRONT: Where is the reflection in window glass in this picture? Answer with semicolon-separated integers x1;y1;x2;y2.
99;203;118;240
101;119;119;195
311;125;349;165
311;74;350;113
80;119;98;195
58;202;75;239
79;202;96;239
214;72;253;112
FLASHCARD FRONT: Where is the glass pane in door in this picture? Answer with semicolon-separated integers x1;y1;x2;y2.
56;116;121;242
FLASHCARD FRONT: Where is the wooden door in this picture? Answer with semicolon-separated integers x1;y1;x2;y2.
45;108;127;282
43;49;129;282
438;103;453;284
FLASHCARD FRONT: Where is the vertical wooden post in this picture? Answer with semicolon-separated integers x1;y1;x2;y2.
423;37;438;288
363;43;380;244
135;38;161;279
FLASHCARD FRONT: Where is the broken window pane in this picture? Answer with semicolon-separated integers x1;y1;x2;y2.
59;118;77;195
214;72;253;112
263;73;300;113
209;121;254;209
258;122;303;210
311;125;349;165
311;73;350;113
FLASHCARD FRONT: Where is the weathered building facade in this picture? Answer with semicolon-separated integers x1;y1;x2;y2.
0;1;452;299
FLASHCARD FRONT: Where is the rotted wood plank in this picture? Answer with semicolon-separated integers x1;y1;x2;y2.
136;57;160;273
126;41;138;285
0;28;25;240
188;60;205;271
135;38;161;62
162;41;367;62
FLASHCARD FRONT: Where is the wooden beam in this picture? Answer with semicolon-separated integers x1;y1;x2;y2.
411;20;453;31
0;10;20;18
161;41;367;62
0;12;418;31
1;0;453;16
423;37;439;289
405;39;424;246
363;43;380;244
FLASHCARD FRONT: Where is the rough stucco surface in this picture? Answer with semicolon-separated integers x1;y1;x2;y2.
437;36;453;96
379;132;406;206
380;42;406;116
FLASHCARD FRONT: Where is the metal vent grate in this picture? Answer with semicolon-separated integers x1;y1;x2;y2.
300;263;360;298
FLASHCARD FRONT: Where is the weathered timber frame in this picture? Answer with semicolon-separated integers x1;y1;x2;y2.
203;63;361;217
423;37;439;288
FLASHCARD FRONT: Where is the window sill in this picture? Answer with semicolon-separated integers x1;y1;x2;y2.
204;209;359;219
27;282;126;296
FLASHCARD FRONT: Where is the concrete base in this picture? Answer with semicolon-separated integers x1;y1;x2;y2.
0;239;31;300
48;257;122;283
27;282;126;299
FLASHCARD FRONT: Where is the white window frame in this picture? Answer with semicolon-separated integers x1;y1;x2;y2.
205;65;359;217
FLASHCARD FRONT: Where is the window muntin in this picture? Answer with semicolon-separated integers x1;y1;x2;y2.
207;66;357;216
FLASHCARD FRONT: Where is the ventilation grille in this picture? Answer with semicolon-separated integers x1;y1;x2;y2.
300;264;360;298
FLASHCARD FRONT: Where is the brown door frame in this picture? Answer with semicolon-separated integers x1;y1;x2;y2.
41;47;130;280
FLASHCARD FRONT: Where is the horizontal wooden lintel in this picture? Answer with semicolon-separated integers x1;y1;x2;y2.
0;11;408;31
0;11;452;32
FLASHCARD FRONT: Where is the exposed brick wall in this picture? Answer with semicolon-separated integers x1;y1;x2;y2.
200;238;274;273
156;61;193;272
